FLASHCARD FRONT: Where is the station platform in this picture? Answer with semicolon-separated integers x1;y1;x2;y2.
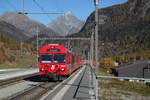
42;65;96;100
0;68;38;80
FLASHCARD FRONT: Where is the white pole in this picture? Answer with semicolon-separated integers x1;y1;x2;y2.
37;27;39;68
93;0;99;100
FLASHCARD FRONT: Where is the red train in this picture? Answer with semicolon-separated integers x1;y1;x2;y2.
38;44;83;80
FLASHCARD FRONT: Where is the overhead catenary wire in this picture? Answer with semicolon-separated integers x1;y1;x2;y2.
55;0;65;17
17;12;64;15
38;37;91;41
5;0;17;11
32;0;52;21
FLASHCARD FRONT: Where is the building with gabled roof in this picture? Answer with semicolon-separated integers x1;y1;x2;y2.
112;60;150;78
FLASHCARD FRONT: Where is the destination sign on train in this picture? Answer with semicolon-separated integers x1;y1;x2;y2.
47;48;60;52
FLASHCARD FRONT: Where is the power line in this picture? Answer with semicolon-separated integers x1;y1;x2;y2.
18;12;64;15
33;0;44;11
55;0;64;15
5;0;17;11
38;37;91;41
32;0;52;21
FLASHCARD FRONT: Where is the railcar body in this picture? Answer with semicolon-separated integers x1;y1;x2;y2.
38;44;82;80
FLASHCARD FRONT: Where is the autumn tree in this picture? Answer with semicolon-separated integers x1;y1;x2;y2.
100;57;115;69
0;44;8;64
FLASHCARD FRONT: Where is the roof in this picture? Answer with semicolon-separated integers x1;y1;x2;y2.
39;44;68;54
112;60;150;78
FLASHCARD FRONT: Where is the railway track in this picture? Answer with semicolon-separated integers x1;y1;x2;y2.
0;73;38;88
7;81;60;100
0;72;60;100
0;67;83;100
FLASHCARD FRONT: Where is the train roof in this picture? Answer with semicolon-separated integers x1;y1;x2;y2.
39;44;69;54
47;44;59;45
39;44;81;57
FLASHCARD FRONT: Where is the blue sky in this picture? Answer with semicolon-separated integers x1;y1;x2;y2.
0;0;128;25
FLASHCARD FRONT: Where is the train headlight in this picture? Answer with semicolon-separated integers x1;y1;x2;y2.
40;68;46;71
60;68;65;71
51;65;55;70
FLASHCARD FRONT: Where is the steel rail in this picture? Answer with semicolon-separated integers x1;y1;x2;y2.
8;81;60;100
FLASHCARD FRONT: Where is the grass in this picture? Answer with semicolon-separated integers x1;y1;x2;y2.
99;67;114;76
108;80;150;96
100;79;150;100
99;67;150;99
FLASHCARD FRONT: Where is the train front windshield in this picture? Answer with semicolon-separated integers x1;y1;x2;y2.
54;54;66;63
40;54;52;63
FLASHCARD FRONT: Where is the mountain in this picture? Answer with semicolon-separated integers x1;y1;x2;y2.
0;12;58;38
73;0;150;57
47;13;85;36
0;20;28;41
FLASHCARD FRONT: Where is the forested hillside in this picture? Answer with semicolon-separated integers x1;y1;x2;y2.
73;0;150;58
0;34;35;64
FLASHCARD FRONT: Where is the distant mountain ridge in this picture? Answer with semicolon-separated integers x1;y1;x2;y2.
0;12;58;38
48;13;85;36
0;20;28;41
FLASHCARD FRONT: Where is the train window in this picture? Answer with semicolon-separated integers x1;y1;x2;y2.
40;54;52;63
47;48;60;52
54;54;66;63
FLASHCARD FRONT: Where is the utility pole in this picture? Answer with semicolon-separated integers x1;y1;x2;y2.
94;0;99;75
90;32;94;66
20;0;24;59
93;0;99;100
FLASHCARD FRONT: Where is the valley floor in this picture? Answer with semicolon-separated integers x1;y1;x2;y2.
99;79;150;100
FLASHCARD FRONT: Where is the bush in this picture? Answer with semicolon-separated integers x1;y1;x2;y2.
100;57;115;69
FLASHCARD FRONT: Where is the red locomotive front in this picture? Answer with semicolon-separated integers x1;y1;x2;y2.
38;44;71;79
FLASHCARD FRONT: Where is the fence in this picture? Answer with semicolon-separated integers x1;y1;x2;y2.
88;63;150;100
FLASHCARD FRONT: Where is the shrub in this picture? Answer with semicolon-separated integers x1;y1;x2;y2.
100;57;115;69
